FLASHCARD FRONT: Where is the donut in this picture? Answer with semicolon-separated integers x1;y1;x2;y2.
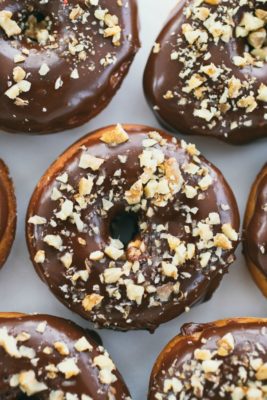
0;1;139;134
0;159;16;268
244;164;267;296
144;0;267;144
148;317;267;399
0;312;131;399
26;124;240;332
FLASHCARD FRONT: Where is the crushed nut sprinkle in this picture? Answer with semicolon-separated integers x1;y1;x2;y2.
1;0;124;108
0;317;128;399
150;325;267;399
154;0;267;137
28;127;239;330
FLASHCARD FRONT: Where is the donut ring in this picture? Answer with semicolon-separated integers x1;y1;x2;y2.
149;317;267;399
0;312;131;399
0;0;139;134
0;159;16;268
244;164;267;296
26;124;239;332
144;0;267;144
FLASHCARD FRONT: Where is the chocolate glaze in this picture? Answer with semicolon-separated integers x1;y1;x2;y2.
245;164;267;276
0;313;131;399
0;160;16;268
26;125;240;332
149;318;267;399
0;0;140;134
144;0;267;145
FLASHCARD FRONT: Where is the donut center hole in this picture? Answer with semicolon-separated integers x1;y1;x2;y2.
21;10;52;45
110;211;139;247
236;11;267;62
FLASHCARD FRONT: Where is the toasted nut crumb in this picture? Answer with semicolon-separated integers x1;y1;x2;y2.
100;124;129;146
214;233;232;250
54;342;69;356
82;294;104;312
13;66;26;83
104;245;124;260
248;28;266;49
0;10;21;37
256;363;267;380
126;283;144;304
202;359;222;373
125;180;143;205
34;250;45;264
74;336;93;352
18;370;47;396
194;349;212;361
57;358;80;379
89;251;104;261
217;333;235;356
257;83;267;102
222;224;238;241
79;153;104;171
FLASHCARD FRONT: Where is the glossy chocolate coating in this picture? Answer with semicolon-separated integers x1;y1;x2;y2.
0;0;140;134
144;0;267;145
149;318;267;399
26;125;239;332
0;160;16;268
0;313;131;399
245;165;267;276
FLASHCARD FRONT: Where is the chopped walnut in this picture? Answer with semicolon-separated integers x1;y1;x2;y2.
82;294;104;312
57;358;80;379
100;124;129;146
125;180;143;205
74;336;93;352
217;333;235;356
0;10;21;37
18;370;47;396
79;154;104;171
126;283;144;305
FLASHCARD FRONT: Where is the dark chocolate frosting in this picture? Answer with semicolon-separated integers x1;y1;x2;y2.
0;0;140;134
0;313;131;399
26;124;239;332
245;164;267;276
149;318;267;399
144;0;267;144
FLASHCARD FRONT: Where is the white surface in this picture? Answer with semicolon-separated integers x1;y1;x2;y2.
0;0;267;398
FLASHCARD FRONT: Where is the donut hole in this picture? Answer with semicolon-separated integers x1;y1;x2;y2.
110;211;139;247
20;9;52;46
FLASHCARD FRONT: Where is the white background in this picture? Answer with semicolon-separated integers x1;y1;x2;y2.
0;0;267;398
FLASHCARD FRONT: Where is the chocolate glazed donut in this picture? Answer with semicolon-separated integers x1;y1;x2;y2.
144;0;267;144
0;0;140;134
244;164;267;296
0;160;16;268
26;124;240;332
0;312;131;399
148;317;267;399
